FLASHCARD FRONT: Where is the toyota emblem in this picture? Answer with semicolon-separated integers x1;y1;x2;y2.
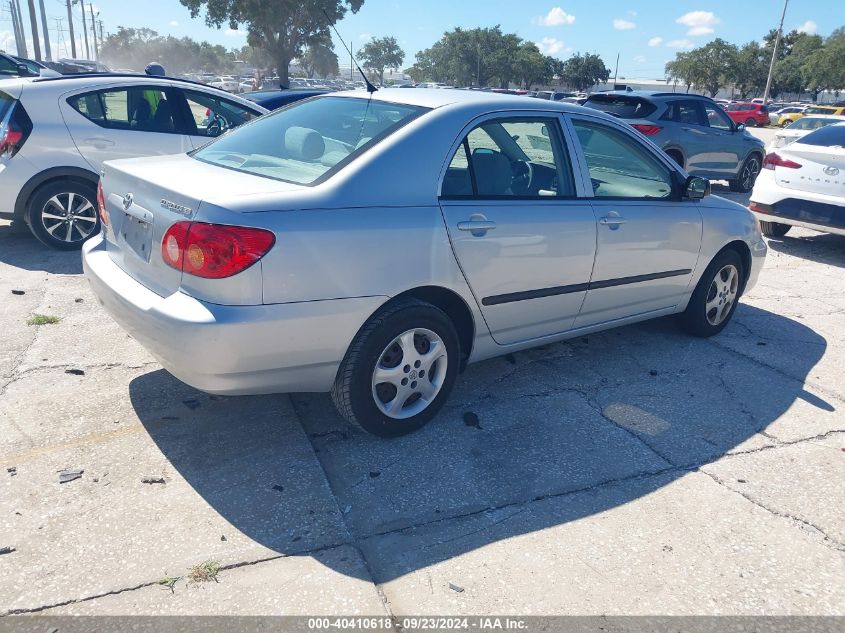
122;193;134;211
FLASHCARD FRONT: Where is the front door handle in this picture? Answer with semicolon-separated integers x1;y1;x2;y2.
458;214;497;236
599;212;626;229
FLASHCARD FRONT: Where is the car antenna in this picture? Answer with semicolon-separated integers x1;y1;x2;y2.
322;9;377;94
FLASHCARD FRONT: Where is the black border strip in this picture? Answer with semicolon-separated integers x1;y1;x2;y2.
482;269;692;306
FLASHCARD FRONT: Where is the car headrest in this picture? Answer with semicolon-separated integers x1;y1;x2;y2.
285;126;325;161
473;152;512;196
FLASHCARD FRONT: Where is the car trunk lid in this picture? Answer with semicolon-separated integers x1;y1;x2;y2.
773;143;845;197
100;153;305;298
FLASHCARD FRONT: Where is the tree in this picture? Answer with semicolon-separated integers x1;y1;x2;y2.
358;36;404;85
100;27;237;74
178;0;364;87
558;53;609;92
731;42;769;98
300;35;339;78
665;52;698;93
802;31;845;101
665;39;736;97
512;42;554;89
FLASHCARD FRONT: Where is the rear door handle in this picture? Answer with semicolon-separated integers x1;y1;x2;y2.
458;220;497;232
83;137;115;149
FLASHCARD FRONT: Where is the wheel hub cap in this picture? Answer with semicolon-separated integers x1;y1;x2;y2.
40;192;97;243
705;264;739;326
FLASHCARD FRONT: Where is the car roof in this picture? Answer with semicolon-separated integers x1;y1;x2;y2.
327;87;604;116
587;90;717;102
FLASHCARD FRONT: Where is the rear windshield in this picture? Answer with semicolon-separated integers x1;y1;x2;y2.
797;124;845;147
0;92;14;121
192;96;425;185
583;95;657;119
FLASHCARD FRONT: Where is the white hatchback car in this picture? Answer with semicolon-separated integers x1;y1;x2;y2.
0;73;267;248
751;123;845;237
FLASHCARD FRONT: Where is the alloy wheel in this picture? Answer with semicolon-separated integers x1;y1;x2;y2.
371;328;448;420
40;192;98;244
705;264;739;326
741;157;761;190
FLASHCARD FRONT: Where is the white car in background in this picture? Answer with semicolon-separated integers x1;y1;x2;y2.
769;115;845;149
750;123;845;237
209;76;239;92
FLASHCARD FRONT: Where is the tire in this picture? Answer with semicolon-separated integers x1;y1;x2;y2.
331;299;460;437
729;154;762;193
665;150;684;169
681;249;744;338
27;180;99;250
745;117;757;127
759;220;791;237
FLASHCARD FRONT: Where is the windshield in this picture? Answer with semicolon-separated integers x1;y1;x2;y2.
583;95;657;119
805;107;835;115
788;117;841;131
797;124;845;147
193;96;425;185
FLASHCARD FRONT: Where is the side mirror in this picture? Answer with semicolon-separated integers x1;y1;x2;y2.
685;176;710;200
735;123;745;132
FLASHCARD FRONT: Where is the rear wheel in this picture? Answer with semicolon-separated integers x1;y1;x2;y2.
729;154;762;193
27;180;99;250
681;249;744;337
331;299;460;437
745;117;757;127
760;220;791;237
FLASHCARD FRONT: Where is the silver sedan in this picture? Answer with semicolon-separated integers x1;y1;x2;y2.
84;89;767;436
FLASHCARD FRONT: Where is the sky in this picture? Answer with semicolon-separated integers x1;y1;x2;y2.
0;0;841;79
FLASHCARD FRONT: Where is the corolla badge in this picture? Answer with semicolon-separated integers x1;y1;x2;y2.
122;193;134;211
160;199;193;216
824;166;840;176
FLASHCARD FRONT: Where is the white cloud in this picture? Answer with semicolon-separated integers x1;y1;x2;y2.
537;37;570;56
536;7;576;26
628;10;638;17
359;33;371;40
667;38;695;49
797;20;817;34
169;20;179;27
648;36;663;47
225;28;247;37
633;55;647;63
676;11;720;36
613;19;636;30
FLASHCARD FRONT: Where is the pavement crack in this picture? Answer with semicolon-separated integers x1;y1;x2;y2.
699;469;845;553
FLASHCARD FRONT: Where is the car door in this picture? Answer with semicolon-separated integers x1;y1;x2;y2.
566;115;703;328
61;84;193;171
661;99;713;174
175;88;262;149
439;114;597;345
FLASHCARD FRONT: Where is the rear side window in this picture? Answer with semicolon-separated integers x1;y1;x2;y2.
180;89;258;138
661;100;706;126
796;124;845;147
584;95;657;119
193;96;424;186
68;87;178;134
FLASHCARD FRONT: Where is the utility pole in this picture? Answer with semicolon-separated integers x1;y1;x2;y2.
612;52;620;87
9;1;22;57
79;0;90;60
763;0;789;105
66;0;76;58
38;0;50;61
89;4;98;63
476;43;481;87
26;0;41;61
53;17;65;57
13;0;27;57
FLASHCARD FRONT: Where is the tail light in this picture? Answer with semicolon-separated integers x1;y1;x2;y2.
749;201;773;214
762;152;802;170
0;103;32;159
632;124;662;136
96;179;109;226
161;221;275;279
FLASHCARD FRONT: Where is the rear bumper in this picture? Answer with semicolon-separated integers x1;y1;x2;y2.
751;179;845;236
83;234;387;395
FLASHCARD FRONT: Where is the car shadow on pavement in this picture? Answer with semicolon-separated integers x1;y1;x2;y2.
0;222;83;274
765;231;845;268
128;304;830;582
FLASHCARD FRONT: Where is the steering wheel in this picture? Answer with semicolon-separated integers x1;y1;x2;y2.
510;160;534;195
206;115;226;137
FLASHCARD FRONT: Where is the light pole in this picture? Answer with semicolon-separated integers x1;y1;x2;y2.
66;0;76;58
38;0;51;61
762;0;789;104
26;0;42;61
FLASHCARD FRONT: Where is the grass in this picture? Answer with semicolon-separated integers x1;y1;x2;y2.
158;574;181;593
27;314;61;326
187;560;221;584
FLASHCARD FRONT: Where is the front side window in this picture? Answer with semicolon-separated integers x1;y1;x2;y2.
181;89;258;138
442;118;575;198
572;120;673;199
704;104;733;130
193;96;424;185
68;87;176;133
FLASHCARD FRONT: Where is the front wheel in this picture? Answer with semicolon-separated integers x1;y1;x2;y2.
760;220;791;237
331;299;460;437
729;154;762;193
681;249;744;337
27;180;100;250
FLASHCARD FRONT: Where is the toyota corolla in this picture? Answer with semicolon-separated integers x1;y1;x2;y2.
83;90;766;437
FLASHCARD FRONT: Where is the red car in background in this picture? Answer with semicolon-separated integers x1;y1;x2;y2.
724;102;769;127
